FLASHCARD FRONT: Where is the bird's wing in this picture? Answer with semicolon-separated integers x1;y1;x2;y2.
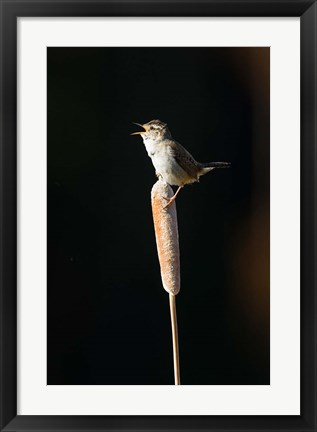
165;139;200;179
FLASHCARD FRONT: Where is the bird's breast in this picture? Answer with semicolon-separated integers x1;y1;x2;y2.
144;141;191;186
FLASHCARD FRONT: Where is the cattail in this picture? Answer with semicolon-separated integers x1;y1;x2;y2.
151;179;180;384
151;180;180;295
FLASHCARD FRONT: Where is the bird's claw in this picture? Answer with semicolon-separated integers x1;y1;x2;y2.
163;198;174;209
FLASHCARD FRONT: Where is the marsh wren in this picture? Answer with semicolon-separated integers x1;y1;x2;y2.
131;119;230;208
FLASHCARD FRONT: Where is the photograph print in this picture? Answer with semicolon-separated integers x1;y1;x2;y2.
47;47;270;385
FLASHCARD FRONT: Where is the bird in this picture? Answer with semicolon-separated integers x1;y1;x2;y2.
131;119;230;208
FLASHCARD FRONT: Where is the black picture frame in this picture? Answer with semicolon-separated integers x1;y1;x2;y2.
0;0;316;431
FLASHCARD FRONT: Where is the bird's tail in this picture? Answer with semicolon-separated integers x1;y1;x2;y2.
200;161;231;174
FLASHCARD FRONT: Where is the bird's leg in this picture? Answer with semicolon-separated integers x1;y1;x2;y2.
163;186;183;209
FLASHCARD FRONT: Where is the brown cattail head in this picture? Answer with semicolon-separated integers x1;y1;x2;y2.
151;180;180;295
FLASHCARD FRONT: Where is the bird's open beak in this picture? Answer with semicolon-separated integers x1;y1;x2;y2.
130;122;147;135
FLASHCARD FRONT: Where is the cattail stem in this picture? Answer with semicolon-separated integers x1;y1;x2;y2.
151;179;181;384
169;294;180;385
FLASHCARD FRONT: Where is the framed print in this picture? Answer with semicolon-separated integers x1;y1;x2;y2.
0;0;316;431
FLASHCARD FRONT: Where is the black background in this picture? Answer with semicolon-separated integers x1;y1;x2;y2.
47;47;269;385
